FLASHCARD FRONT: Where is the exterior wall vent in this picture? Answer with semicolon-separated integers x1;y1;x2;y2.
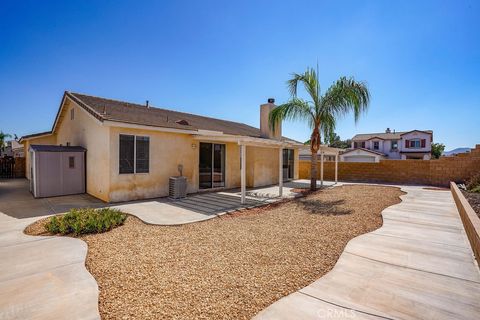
175;119;189;126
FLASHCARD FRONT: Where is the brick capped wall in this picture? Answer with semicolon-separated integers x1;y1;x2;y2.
299;145;480;187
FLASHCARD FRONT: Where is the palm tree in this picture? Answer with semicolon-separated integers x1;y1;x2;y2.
0;131;12;154
269;67;370;190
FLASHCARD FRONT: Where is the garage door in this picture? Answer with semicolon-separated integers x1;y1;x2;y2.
343;155;376;163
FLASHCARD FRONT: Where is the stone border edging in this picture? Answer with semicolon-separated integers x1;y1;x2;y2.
450;181;480;264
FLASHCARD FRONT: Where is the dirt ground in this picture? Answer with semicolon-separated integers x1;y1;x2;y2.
462;190;480;218
26;185;404;320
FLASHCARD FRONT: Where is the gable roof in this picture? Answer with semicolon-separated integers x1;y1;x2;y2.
352;130;433;141
341;148;386;157
21;91;301;144
65;92;265;138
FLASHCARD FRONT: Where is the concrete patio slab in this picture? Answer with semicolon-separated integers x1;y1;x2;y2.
254;186;480;320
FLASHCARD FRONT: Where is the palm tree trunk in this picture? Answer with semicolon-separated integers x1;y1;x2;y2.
310;151;317;191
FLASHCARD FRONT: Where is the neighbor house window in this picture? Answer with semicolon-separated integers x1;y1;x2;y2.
361;141;366;148
119;134;149;174
373;141;379;150
391;140;398;150
410;139;421;148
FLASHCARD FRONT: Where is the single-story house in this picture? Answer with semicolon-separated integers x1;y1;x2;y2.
20;92;302;203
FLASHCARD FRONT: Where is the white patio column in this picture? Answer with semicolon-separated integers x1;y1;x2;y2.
241;144;246;204
335;152;338;183
320;151;324;187
278;147;283;197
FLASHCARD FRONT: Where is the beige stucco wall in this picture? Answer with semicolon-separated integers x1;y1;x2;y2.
55;99;111;201
246;146;281;187
23;98;111;201
23;96;299;203
107;127;246;202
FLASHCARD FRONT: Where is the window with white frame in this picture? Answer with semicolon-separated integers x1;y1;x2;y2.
410;139;421;148
119;134;149;174
373;141;379;150
391;140;398;150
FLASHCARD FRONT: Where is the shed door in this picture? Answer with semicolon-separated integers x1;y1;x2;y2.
61;152;85;195
37;152;62;197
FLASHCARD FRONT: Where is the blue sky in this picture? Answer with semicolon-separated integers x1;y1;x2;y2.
0;0;479;150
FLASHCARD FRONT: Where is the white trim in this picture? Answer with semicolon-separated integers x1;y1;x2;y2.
278;147;283;197
104;120;196;134
240;144;246;204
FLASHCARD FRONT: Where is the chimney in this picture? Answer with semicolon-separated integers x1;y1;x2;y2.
146;100;150;108
260;98;281;140
385;127;391;133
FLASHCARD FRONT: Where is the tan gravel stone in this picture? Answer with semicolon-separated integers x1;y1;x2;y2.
26;185;404;320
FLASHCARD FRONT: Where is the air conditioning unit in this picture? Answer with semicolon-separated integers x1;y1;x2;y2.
169;176;187;199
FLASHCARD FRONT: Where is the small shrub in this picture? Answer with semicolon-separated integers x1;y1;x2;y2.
45;208;127;235
466;173;480;193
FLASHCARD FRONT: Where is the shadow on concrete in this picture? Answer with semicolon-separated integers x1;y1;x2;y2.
155;192;267;216
0;179;103;218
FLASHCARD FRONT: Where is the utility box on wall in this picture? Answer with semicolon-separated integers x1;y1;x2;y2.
29;145;86;198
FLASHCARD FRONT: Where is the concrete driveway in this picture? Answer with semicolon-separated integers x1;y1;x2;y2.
0;179;104;218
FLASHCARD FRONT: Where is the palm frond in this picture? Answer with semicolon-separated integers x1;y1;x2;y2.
268;98;314;131
286;68;320;105
321;77;370;122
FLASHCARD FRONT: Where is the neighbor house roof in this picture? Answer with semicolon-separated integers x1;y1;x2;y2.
341;148;387;157
352;130;433;141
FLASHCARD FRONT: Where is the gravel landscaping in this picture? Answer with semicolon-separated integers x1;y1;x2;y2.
26;185;404;320
462;190;480;218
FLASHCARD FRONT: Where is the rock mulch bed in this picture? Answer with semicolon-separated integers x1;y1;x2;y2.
26;185;404;320
462;190;480;218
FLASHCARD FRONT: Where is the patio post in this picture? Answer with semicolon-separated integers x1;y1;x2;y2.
278;147;283;197
241;144;246;204
320;151;324;187
335;152;338;183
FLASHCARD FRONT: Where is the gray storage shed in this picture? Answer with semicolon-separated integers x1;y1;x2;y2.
29;145;86;198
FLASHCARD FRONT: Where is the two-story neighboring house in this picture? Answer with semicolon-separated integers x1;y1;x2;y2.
340;128;433;162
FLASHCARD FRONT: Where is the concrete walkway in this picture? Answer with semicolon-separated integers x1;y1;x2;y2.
254;186;480;320
0;213;100;319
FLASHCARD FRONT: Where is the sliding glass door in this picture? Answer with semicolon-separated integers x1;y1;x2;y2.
199;143;225;189
283;149;294;181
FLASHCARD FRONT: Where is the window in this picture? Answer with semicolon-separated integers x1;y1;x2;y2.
119;134;149;174
135;136;150;173
361;141;366;148
391;140;398;150
410;139;421;148
68;156;75;168
373;141;379;150
354;142;358;148
70;108;75;120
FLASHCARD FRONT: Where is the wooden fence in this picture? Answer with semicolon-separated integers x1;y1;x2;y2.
0;157;25;178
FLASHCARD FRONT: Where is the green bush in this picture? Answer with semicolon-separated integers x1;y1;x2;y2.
45;208;127;235
466;173;480;193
